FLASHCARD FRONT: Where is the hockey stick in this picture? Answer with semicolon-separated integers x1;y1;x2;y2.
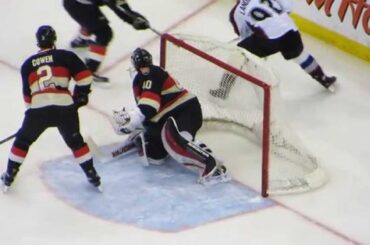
149;26;163;36
85;136;137;164
0;133;16;145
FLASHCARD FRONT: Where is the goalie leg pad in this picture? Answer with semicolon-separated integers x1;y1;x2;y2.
161;117;217;174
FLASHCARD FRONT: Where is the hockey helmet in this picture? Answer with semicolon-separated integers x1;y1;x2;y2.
131;48;153;71
36;25;57;48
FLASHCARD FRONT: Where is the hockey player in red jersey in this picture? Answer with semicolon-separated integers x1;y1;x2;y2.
63;0;150;83
229;0;336;91
1;25;101;192
112;48;230;184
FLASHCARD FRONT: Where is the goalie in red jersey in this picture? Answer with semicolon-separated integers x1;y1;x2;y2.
112;48;230;185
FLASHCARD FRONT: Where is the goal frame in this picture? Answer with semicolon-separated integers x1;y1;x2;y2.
159;33;272;197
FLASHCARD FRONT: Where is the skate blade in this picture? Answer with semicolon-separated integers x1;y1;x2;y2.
198;173;232;186
1;185;9;193
95;185;103;193
327;82;337;93
93;185;103;193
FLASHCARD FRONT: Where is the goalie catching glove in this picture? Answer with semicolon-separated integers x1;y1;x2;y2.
112;107;145;134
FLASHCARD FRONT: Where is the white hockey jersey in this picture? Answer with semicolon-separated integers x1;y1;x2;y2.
230;0;298;40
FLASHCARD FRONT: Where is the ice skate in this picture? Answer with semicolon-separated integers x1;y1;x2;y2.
83;166;102;192
314;74;337;93
310;66;337;93
1;173;12;193
70;37;90;48
198;165;231;185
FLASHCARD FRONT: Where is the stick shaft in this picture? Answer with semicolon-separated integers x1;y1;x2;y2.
0;133;16;145
149;26;163;36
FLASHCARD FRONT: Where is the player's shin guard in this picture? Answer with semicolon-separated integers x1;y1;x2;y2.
161;117;228;184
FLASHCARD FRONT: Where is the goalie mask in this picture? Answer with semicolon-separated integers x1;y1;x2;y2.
36;25;57;48
131;48;152;71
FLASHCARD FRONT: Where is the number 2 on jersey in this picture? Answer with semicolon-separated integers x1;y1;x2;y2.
36;65;55;90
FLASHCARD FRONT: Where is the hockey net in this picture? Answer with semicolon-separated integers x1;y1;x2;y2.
159;33;327;196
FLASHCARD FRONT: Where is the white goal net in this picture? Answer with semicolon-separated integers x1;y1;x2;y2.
159;34;327;196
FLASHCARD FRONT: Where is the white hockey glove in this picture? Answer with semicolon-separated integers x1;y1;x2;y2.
112;107;145;135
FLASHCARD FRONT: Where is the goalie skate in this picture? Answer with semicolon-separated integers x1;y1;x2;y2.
198;165;231;186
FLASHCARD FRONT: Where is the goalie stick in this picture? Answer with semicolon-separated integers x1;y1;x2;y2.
85;136;137;164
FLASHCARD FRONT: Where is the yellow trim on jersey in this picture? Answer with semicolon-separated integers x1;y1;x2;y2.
138;97;161;111
76;75;92;86
30;77;69;93
291;13;370;62
150;93;196;123
162;85;181;95
30;93;74;109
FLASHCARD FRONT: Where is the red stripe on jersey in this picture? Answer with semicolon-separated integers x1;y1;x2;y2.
52;66;70;78
23;95;31;103
162;76;176;90
28;72;38;85
27;66;70;86
73;145;90;158
141;91;161;103
74;70;92;81
89;44;107;55
11;146;27;157
133;86;141;103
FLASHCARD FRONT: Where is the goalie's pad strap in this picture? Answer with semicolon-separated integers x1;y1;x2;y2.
161;117;211;169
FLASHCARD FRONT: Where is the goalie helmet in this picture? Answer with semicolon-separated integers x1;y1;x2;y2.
36;25;57;48
131;48;152;71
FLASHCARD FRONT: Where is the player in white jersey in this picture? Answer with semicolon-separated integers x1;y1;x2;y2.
229;0;336;91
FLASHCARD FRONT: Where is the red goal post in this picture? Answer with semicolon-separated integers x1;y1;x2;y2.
159;33;327;197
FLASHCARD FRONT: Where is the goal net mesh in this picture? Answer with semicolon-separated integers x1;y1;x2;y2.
160;34;327;195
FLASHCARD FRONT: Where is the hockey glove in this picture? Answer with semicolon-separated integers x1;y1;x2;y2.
112;107;145;134
73;87;90;108
132;15;149;30
73;94;89;108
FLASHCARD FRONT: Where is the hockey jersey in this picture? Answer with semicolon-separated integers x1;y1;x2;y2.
132;65;196;124
230;0;297;40
20;48;92;109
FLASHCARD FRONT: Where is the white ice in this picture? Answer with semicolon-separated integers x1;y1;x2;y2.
0;0;369;244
